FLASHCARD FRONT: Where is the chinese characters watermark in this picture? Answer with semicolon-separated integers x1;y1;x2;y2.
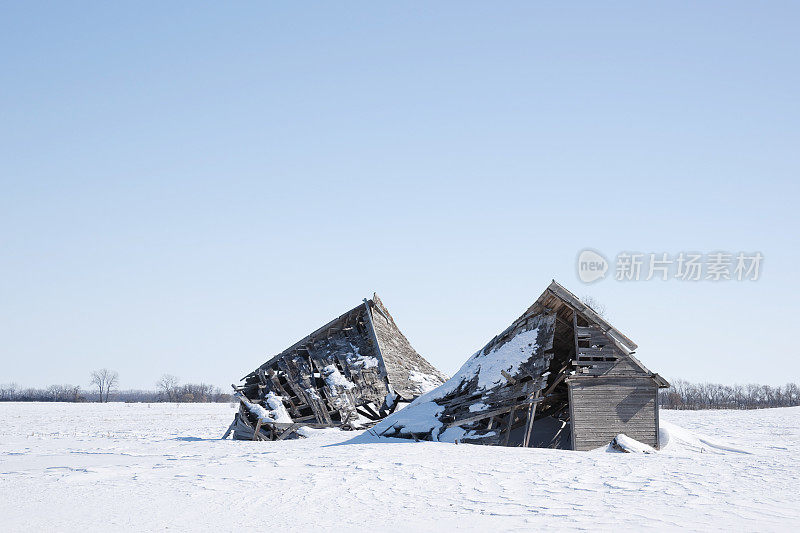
577;250;763;283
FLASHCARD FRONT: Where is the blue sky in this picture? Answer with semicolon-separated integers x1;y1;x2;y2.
1;2;798;390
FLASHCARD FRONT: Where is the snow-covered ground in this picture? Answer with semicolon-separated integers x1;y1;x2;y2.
1;403;798;532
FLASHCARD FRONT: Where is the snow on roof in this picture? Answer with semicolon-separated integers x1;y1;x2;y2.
372;327;543;442
240;392;293;425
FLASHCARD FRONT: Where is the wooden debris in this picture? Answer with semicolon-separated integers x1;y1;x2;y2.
226;294;447;441
371;280;670;450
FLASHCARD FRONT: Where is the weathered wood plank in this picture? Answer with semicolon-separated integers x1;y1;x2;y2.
569;378;658;450
445;398;543;429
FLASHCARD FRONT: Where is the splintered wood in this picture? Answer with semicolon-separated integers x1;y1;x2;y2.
227;282;668;450
227;295;447;441
369;281;670;450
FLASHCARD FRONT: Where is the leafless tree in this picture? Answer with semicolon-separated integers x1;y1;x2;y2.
580;295;607;318
90;369;119;403
177;383;217;403
0;383;18;401
156;374;180;402
45;384;82;402
659;380;800;410
0;382;230;403
786;382;799;404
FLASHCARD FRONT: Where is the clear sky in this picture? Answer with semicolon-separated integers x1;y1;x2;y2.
2;2;798;391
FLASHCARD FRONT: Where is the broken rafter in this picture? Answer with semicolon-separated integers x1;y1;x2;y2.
230;295;446;441
444;397;544;429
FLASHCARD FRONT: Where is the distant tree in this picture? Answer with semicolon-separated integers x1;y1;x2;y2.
785;383;799;405
156;374;180;402
0;383;230;403
45;384;83;402
0;383;18;401
90;369;119;403
659;380;800;410
177;383;216;403
104;371;119;402
580;295;607;318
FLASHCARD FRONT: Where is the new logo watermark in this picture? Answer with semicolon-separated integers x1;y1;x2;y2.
577;249;609;283
576;250;763;283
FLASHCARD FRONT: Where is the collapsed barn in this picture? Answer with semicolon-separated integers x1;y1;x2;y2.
371;281;669;450
226;294;447;441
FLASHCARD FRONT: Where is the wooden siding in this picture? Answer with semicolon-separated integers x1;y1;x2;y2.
568;377;659;451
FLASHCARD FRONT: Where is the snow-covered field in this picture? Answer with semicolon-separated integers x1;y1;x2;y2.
1;403;798;532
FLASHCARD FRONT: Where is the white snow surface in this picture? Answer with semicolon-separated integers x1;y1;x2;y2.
1;403;799;532
263;392;293;424
346;346;379;369
407;369;444;394
608;433;656;454
449;326;541;393
357;356;379;369
468;402;489;412
322;364;355;392
242;392;293;424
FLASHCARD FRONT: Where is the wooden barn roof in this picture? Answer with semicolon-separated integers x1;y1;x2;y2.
243;294;446;397
533;280;667;386
533;280;638;351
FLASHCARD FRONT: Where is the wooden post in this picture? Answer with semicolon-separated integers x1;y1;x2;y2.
276;423;299;441
221;415;237;440
522;390;541;448
503;406;517;446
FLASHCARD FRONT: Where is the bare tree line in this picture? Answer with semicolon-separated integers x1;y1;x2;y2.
155;374;228;403
6;375;798;410
0;371;231;403
659;379;800;410
0;383;84;402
